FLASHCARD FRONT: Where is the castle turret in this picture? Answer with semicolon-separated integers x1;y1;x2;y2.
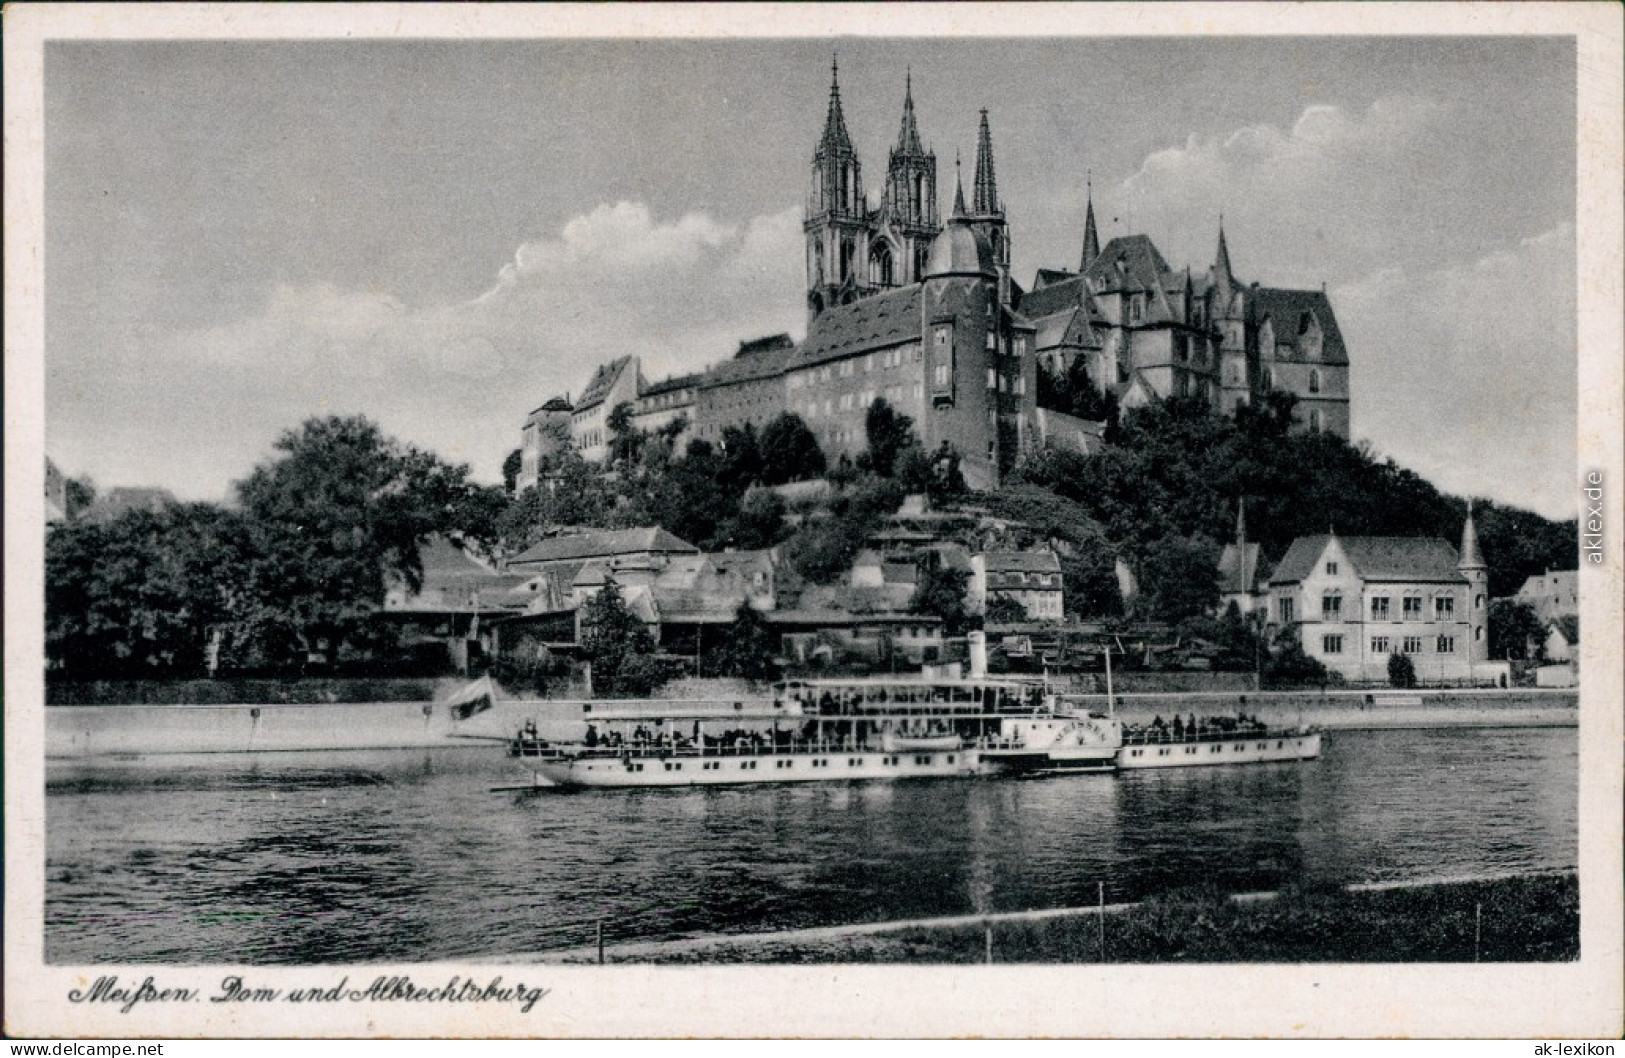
965;110;1010;300
1459;502;1490;665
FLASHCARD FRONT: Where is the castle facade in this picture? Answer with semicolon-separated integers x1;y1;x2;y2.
517;61;1351;495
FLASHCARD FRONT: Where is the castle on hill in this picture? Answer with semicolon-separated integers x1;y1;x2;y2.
518;61;1351;494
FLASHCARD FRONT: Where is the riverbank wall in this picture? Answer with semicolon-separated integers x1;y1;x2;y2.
43;686;1577;759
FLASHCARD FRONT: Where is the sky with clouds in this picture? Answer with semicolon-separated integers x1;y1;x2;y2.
44;36;1578;516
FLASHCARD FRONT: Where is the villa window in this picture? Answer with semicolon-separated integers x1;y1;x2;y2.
1402;597;1423;621
1402;636;1424;654
1326;561;1339;575
1321;592;1342;619
1371;636;1390;654
1434;596;1455;619
1436;636;1456;654
1371;596;1391;620
1322;634;1344;655
1280;598;1295;623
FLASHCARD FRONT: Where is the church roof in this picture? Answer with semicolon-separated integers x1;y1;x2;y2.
1269;535;1465;586
1251;287;1349;365
794;285;924;368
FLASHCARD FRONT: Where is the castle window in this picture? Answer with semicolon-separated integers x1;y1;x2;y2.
935;364;951;387
1476;594;1486;610
1015;336;1027;356
987;368;997;390
1130;295;1143;323
870;243;895;287
1015;375;1026;396
1262;368;1273;390
1310;409;1324;434
1309;368;1322;394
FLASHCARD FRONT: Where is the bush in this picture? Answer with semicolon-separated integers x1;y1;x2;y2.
1387;652;1418;688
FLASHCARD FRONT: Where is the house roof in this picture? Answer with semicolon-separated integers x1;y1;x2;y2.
389;537;532;612
1516;570;1578;599
979;551;1061;573
1251;287;1349;366
1548;615;1580;643
709;549;778;578
702;337;797;388
1269;535;1465;586
509;527;699;568
575;356;634;412
1083;234;1173;293
1033;307;1098;351
793;285;924;370
1033;267;1074;289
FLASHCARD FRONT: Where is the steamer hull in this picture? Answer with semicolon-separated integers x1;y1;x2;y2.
1116;731;1322;769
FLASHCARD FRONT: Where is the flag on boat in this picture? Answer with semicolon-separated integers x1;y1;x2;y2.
447;675;496;720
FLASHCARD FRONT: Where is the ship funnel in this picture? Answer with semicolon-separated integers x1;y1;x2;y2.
968;630;988;679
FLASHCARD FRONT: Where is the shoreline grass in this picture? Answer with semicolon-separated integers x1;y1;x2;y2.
570;872;1578;964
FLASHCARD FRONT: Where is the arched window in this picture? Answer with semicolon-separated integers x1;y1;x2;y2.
1262;368;1274;391
1309;368;1321;394
839;237;854;282
915;245;930;280
1310;409;1324;433
990;229;1004;261
912;172;924;217
870;243;894;287
813;241;825;285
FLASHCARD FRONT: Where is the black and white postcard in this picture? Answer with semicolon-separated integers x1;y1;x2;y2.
5;3;1621;1040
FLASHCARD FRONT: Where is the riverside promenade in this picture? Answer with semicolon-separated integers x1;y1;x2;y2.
43;685;1577;759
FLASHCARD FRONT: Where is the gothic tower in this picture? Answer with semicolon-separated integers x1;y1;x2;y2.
1080;176;1100;272
878;72;941;287
964;109;1011;305
805;58;872;321
1212;217;1252;416
1459;502;1490;665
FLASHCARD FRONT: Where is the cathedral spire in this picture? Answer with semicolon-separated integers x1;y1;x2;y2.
818;54;853;157
952;149;967;217
1458;501;1486;570
972;109;1000;215
1214;214;1234;280
1080;172;1100;271
895;68;924;155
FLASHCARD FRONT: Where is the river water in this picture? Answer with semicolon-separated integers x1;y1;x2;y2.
45;726;1576;964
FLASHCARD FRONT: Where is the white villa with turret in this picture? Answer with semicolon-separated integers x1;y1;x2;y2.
1266;510;1493;683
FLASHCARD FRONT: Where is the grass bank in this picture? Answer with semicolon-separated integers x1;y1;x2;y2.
569;872;1577;964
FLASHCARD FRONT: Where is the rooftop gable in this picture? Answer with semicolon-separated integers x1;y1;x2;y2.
510;527;699;567
1270;534;1464;585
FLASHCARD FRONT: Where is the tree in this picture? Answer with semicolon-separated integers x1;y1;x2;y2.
708;604;778;682
231;415;500;668
605;402;641;467
1263;627;1330;688
1489;599;1545;661
984;594;1028;624
717;423;763;493
758;413;827;485
1387;651;1418;689
579;580;665;697
912;559;971;635
64;475;98;519
863;399;915;477
720;489;788;551
1134;534;1220;624
46;502;245;678
501;448;523;496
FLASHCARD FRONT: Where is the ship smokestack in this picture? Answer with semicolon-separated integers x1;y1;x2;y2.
968;630;988;679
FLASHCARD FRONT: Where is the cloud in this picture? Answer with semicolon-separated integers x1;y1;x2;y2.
1112;96;1455;284
1334;222;1577;518
61;203;806;497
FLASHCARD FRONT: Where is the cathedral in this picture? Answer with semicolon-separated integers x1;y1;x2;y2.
518;60;1352;494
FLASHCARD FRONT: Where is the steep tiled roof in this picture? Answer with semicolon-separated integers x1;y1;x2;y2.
702;338;795;388
736;333;795;358
980;551;1061;573
1083;235;1173;293
640;372;702;398
575;356;634;412
1018;274;1087;320
1033;267;1074;289
530;396;572;415
793;285;923;369
1033;308;1093;350
509;527;699;568
1269;535;1465;586
1251;287;1349;366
